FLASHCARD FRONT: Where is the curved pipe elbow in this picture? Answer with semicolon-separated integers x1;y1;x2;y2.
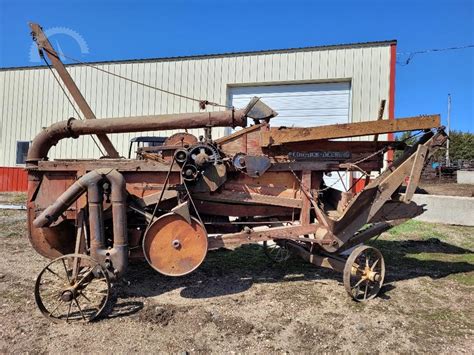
33;169;103;228
27;118;77;166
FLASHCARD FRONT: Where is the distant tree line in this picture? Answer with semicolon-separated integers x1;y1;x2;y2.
395;130;474;162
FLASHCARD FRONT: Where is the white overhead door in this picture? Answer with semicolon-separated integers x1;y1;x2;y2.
228;82;351;191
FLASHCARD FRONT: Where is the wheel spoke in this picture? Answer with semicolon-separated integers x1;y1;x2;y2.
371;258;380;271
66;301;73;322
75;267;95;287
364;280;369;300
79;291;92;303
45;267;67;282
353;277;365;289
353;283;361;297
48;298;63;317
73;297;87;321
61;259;71;284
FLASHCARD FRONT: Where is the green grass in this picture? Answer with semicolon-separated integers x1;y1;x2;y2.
376;219;474;250
366;220;474;286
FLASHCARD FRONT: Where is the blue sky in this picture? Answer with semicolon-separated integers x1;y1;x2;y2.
1;0;473;132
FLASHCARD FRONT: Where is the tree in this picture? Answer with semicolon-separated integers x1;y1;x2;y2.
447;130;474;162
395;130;474;163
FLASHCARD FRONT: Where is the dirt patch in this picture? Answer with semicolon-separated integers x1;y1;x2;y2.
418;182;474;197
139;304;178;326
213;314;254;336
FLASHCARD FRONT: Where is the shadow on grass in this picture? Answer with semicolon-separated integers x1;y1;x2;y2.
368;238;474;282
115;238;473;304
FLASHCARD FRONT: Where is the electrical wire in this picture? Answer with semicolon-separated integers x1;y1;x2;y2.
42;47;233;110
40;53;106;156
397;44;474;66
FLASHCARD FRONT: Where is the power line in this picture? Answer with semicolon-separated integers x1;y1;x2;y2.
42;47;233;110
40;53;106;156
397;44;474;66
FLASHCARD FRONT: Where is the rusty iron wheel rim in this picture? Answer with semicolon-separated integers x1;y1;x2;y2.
34;253;110;323
343;245;385;302
263;240;292;263
142;212;208;277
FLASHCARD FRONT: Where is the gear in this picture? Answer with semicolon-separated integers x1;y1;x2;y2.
188;143;220;167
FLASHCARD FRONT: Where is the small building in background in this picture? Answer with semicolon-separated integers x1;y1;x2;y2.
0;40;396;191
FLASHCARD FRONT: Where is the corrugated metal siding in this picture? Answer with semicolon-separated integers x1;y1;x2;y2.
0;44;391;167
228;82;351;127
0;167;28;192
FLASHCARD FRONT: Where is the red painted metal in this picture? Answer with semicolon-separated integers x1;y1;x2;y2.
0;167;28;192
351;177;368;194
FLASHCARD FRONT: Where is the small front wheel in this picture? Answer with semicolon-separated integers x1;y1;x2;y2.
35;254;110;322
343;245;385;302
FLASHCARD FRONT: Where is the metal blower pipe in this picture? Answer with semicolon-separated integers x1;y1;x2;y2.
27;109;247;164
33;170;102;228
26;97;278;165
87;169;128;278
33;169;128;277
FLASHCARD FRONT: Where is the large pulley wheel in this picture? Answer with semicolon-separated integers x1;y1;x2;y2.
343;245;385;302
143;212;208;276
35;254;110;323
164;132;198;148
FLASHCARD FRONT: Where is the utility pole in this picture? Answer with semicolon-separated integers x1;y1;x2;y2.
446;94;451;167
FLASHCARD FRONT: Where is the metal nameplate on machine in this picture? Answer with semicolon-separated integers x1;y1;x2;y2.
288;151;352;161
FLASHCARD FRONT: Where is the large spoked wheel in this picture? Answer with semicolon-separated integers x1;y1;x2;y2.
35;254;110;323
263;240;292;263
343;245;385;302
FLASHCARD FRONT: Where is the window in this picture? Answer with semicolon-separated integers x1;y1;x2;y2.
16;141;30;165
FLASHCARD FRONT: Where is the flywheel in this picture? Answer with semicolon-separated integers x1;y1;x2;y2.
143;212;208;276
164;132;198;148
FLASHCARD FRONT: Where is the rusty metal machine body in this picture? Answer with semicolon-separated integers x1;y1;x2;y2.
27;23;447;322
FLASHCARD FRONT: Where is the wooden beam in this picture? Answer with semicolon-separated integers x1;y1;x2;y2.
193;190;302;209
403;145;428;202
208;224;320;250
29;23;119;158
261;115;441;146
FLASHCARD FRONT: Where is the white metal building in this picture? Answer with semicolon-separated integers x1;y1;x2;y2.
0;40;396;191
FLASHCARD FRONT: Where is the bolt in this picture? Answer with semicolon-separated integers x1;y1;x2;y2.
172;240;181;249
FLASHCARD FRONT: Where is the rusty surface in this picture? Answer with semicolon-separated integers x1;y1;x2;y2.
27;108;251;165
143;213;208;276
25;23;448;310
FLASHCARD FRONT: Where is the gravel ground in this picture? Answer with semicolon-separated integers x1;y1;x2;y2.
418;183;474;197
1;199;473;353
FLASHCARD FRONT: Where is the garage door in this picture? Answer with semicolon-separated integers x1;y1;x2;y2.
228;82;351;191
